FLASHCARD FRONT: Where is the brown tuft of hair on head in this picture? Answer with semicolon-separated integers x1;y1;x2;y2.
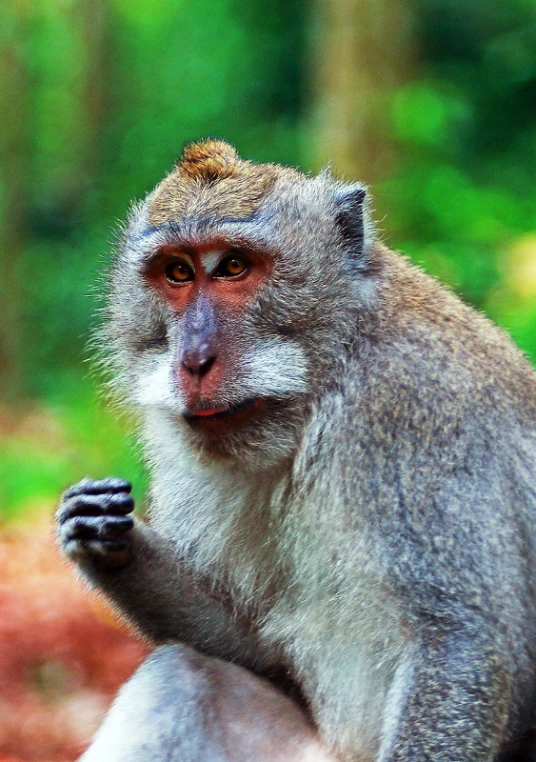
148;139;292;226
178;140;241;182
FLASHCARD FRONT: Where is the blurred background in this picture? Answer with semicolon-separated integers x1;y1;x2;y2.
0;0;535;758
2;0;536;522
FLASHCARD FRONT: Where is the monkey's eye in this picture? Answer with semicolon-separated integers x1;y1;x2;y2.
164;260;194;284
213;253;249;279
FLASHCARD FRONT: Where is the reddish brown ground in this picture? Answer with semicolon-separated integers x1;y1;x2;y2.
0;520;149;761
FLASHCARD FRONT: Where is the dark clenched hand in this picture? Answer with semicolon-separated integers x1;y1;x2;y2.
56;477;135;568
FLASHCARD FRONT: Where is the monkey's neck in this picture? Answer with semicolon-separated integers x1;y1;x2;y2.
144;412;292;598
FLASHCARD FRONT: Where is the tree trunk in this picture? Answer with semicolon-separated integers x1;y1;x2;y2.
309;0;414;184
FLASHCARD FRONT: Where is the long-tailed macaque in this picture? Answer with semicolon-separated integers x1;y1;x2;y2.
57;140;536;761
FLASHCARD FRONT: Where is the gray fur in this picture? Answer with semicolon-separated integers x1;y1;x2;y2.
58;149;536;761
81;644;330;762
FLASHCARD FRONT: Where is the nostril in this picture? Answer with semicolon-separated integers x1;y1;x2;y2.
182;350;216;377
198;356;216;378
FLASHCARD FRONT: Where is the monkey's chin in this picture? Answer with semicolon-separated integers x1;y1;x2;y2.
178;397;303;466
182;397;265;424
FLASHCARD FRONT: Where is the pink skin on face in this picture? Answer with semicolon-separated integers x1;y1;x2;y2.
146;242;271;419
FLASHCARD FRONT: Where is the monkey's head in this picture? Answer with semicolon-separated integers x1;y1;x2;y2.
105;140;377;465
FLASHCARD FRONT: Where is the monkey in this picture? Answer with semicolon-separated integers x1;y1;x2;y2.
56;139;536;761
79;642;335;762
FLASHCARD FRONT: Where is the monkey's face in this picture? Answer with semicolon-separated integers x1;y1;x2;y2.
105;141;372;464
141;240;310;458
109;219;318;464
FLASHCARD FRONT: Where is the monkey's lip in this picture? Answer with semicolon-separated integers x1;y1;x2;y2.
183;397;261;422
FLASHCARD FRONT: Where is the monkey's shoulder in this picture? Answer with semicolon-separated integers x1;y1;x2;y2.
363;246;536;424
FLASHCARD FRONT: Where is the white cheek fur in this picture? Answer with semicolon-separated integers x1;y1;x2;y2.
134;354;180;410
241;339;309;397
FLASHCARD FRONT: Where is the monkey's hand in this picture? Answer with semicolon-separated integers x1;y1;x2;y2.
56;478;135;569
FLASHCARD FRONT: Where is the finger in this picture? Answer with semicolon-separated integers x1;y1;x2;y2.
62;515;101;540
63;477;132;499
62;537;130;562
84;538;130;557
98;515;135;538
56;493;134;523
56;495;107;523
102;493;135;515
61;515;134;542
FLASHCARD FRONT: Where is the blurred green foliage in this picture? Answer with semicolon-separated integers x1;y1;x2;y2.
0;0;535;519
380;0;536;352
0;375;147;521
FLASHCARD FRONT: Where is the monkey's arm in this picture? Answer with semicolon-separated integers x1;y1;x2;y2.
379;630;510;762
56;478;269;668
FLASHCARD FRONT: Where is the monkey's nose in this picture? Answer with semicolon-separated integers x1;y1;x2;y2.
182;347;217;378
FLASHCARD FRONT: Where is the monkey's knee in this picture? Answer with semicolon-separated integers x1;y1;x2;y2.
80;644;334;762
80;644;230;762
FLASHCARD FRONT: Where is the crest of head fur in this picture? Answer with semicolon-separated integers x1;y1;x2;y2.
148;139;295;225
178;140;241;181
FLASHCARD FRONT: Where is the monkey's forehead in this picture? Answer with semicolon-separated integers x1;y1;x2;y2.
148;139;302;226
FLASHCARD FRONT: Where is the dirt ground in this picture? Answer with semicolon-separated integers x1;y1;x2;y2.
0;518;148;761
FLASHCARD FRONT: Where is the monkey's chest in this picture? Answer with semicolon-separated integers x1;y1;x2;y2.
257;537;410;759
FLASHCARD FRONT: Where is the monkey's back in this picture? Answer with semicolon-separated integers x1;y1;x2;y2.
342;246;536;592
350;245;535;652
275;244;536;754
370;244;536;418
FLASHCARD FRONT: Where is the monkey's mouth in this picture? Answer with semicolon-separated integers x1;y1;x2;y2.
183;397;262;422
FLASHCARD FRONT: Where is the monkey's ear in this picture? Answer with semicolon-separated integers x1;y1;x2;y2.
333;185;368;255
